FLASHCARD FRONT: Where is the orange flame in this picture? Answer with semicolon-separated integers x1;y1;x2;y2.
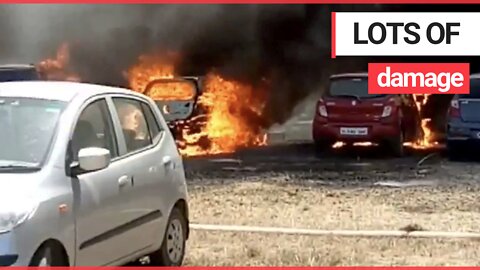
145;81;197;101
126;52;178;94
182;73;266;156
410;94;437;149
37;43;80;82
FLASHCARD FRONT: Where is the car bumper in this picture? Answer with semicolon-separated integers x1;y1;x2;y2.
0;255;18;266
313;121;400;143
447;119;480;141
0;232;19;266
0;231;31;266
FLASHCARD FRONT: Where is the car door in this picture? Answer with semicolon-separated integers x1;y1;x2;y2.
109;95;171;248
71;97;139;266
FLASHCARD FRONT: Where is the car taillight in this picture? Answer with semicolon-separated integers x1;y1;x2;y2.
381;105;392;117
381;96;397;118
449;98;460;118
317;100;328;117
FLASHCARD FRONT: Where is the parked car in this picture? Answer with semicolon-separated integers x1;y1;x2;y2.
0;64;40;82
446;74;480;159
312;73;422;156
0;81;189;266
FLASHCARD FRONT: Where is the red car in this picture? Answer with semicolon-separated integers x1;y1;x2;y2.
312;73;422;156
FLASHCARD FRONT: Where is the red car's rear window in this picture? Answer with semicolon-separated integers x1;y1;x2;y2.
328;77;386;99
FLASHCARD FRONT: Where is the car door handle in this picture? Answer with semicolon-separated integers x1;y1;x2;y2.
118;175;131;187
162;156;175;169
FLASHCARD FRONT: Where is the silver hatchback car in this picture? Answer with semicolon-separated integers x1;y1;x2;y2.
0;81;189;266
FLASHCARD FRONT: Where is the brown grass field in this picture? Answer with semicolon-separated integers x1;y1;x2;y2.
183;167;480;266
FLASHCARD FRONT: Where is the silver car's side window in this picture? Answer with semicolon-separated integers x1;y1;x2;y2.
112;97;152;153
140;102;163;145
71;99;118;161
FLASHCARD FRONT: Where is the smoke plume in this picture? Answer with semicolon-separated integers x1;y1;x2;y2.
0;4;385;128
1;4;477;130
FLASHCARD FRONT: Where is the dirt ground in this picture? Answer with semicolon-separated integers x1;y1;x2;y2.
183;148;480;266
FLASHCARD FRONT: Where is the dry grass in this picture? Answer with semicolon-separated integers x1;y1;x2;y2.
186;233;480;266
185;177;480;265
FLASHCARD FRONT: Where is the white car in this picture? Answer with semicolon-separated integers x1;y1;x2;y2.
0;81;190;266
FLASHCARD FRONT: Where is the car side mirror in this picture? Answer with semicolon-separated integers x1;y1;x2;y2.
72;147;111;175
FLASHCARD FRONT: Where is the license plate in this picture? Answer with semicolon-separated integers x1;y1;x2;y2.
340;127;368;136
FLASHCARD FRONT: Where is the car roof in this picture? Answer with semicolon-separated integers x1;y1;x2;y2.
0;81;143;103
330;72;368;79
0;64;36;70
471;73;480;79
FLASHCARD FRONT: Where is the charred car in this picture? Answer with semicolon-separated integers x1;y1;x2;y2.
143;76;203;141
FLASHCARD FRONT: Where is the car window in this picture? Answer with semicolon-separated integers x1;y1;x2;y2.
459;78;480;98
0;97;66;166
141;102;163;144
112;98;152;153
71;99;118;162
328;77;386;99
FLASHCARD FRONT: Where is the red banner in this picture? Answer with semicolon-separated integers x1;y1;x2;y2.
368;63;470;95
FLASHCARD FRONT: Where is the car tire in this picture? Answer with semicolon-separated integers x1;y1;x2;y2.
447;140;463;161
314;140;331;157
149;207;187;266
390;131;405;157
29;242;68;266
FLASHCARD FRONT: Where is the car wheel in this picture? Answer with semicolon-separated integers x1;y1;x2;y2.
390;131;405;157
149;207;187;266
29;242;68;266
447;140;463;161
314;140;331;157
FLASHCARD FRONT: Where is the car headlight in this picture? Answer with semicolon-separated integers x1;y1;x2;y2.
0;198;38;234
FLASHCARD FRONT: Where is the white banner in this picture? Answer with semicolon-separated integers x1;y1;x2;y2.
333;12;480;57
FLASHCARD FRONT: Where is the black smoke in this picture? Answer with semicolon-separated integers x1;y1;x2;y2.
0;4;382;129
0;4;478;132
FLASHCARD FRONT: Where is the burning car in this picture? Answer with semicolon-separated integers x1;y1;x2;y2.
312;73;422;156
142;76;202;140
38;44;267;157
144;76;201;121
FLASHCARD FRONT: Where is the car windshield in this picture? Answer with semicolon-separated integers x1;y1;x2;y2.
459;78;480;98
0;97;66;169
328;77;386;99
